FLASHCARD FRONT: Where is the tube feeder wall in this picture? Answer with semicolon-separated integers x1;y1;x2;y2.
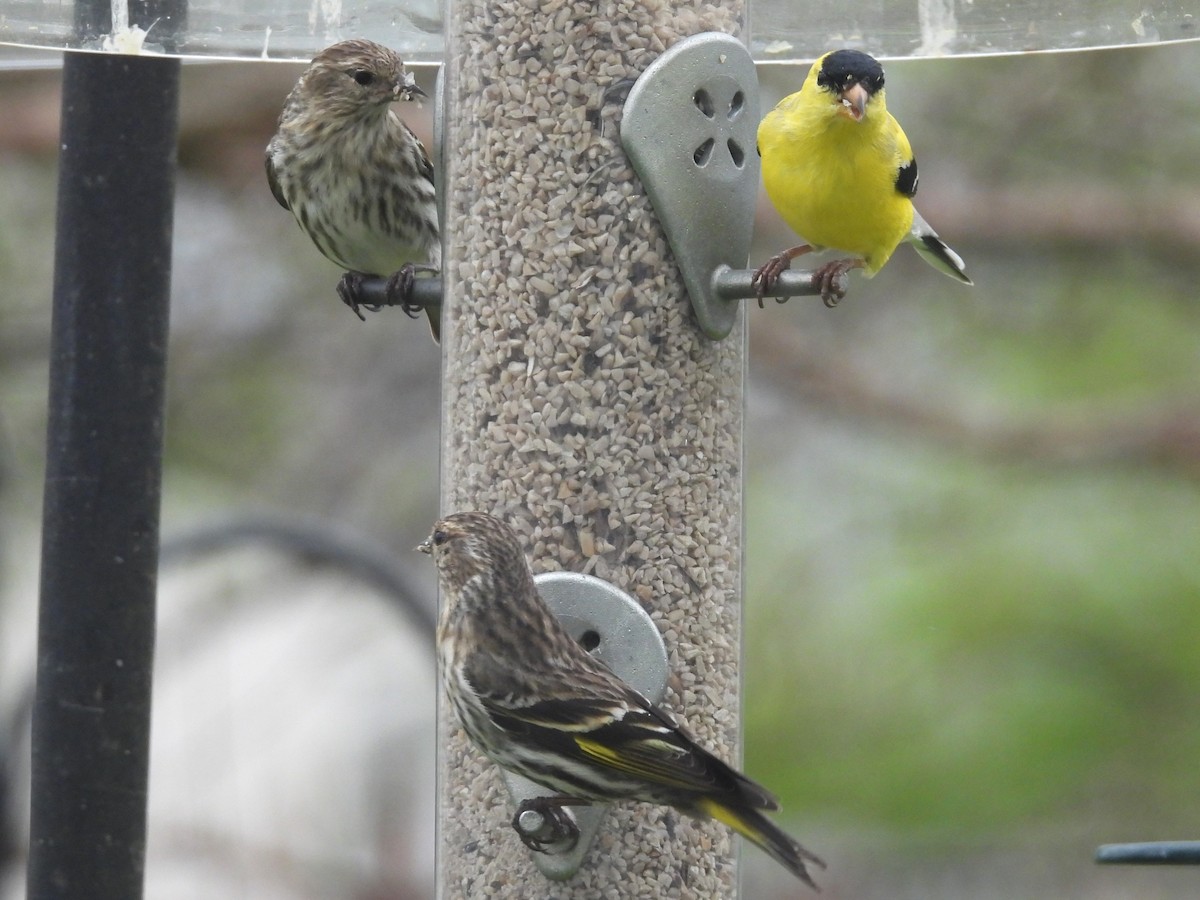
438;0;747;895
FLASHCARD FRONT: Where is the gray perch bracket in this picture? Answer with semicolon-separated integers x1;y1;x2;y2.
621;32;836;341
505;571;671;881
1096;841;1200;865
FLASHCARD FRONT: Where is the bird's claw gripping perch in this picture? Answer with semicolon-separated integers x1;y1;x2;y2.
751;253;855;308
385;263;427;319
751;253;796;308
337;264;437;321
512;797;586;854
336;272;381;321
811;258;859;307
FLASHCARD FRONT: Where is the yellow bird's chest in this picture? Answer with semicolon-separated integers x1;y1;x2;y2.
760;112;914;273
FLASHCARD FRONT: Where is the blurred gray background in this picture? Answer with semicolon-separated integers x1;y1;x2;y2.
3;42;1200;898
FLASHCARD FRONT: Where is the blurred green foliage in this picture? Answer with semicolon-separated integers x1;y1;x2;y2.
744;40;1200;895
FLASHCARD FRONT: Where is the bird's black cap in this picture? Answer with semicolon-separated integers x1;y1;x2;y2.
817;49;885;96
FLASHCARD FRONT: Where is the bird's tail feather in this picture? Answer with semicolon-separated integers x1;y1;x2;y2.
697;797;825;891
910;211;973;285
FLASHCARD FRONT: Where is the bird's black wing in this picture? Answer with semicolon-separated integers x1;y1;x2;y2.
485;689;779;809
895;157;919;198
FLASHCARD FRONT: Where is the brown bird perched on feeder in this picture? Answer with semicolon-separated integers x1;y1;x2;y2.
266;38;441;338
418;511;825;889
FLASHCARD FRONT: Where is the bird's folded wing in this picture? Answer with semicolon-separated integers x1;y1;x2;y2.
485;694;740;795
910;210;973;284
264;155;291;211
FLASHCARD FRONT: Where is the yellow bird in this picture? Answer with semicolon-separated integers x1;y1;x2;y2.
753;49;972;306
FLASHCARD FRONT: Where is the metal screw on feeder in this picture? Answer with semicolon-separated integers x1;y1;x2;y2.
514;804;578;850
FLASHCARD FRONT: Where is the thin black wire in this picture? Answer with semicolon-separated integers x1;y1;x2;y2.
4;513;434;877
159;512;437;639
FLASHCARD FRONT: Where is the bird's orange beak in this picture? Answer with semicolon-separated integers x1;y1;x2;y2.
838;83;869;122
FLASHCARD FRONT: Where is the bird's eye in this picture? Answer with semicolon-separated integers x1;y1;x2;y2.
352;69;376;86
432;529;449;546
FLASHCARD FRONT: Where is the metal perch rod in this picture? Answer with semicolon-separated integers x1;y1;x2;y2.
350;266;839;311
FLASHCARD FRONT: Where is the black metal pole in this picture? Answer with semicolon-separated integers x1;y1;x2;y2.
26;50;179;900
